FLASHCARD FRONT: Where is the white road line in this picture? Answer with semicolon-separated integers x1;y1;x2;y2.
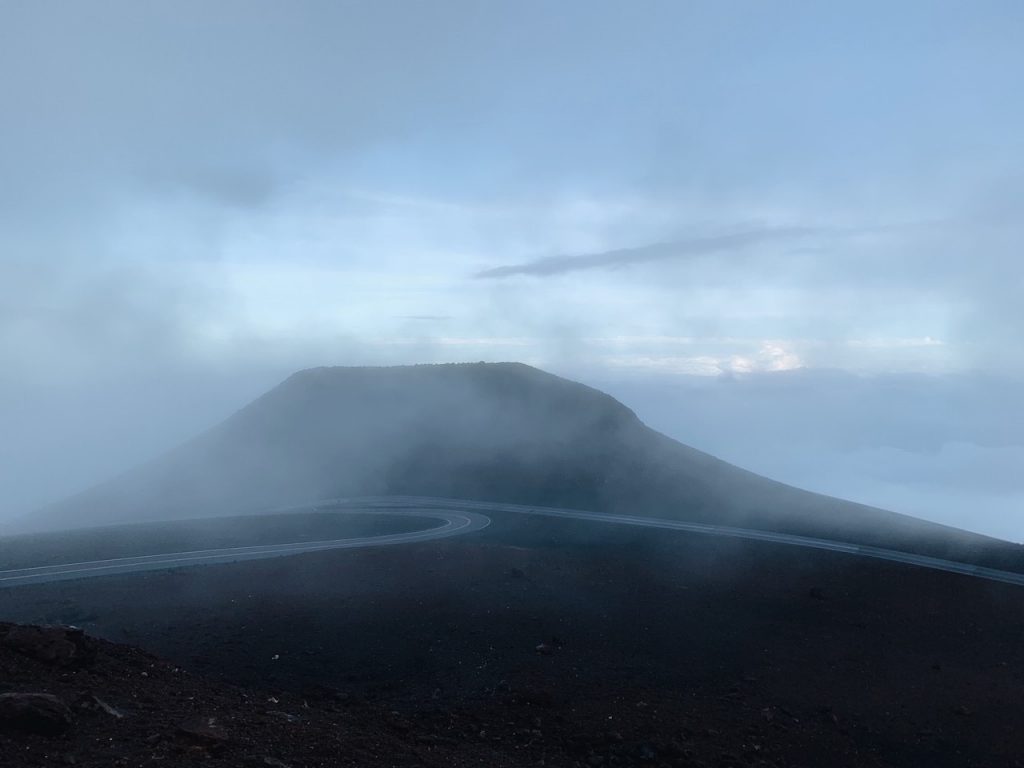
0;508;487;587
3;497;1023;589
331;497;1024;588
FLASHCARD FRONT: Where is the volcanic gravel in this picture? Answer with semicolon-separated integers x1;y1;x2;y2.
2;513;1023;767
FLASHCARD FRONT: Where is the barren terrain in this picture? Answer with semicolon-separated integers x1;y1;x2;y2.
2;511;1023;766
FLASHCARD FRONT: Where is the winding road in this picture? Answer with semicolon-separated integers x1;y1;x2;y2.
3;496;1024;588
0;506;488;588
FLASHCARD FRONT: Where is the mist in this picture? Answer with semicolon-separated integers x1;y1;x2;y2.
3;1;1023;540
6;8;1024;766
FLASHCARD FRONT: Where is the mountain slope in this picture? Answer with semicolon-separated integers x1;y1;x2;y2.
39;363;1018;562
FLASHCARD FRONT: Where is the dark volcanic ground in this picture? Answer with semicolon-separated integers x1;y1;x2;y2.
2;512;1024;767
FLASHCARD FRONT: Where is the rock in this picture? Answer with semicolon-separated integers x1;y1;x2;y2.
265;710;301;723
76;693;125;718
178;715;230;743
244;757;293;768
635;742;657;761
0;692;74;735
1;624;96;668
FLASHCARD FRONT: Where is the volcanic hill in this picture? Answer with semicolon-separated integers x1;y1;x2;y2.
41;363;1016;561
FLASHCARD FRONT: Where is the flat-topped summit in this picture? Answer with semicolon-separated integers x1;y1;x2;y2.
40;363;1016;562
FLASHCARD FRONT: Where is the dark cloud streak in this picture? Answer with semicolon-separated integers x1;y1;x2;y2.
474;227;820;278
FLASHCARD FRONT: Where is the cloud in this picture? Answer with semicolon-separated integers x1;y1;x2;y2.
601;340;804;376
474;227;820;278
0;0;1023;540
0;259;220;382
589;368;1024;540
143;164;284;209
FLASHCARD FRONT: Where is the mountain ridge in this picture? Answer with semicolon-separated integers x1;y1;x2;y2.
36;362;1019;563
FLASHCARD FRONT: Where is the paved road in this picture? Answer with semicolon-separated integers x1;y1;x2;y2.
4;496;1024;588
333;496;1024;587
0;507;488;588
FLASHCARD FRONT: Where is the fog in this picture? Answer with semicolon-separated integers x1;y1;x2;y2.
590;369;1024;542
2;2;1023;539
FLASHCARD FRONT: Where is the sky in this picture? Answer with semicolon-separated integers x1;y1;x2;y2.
1;1;1023;538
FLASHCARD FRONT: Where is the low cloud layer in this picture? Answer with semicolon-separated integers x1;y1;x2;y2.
592;369;1024;542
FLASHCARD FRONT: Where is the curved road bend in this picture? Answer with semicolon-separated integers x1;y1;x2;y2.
334;496;1024;588
3;497;1024;588
0;507;488;588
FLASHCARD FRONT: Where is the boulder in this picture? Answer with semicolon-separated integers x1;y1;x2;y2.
0;693;74;735
178;715;230;743
1;624;96;668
